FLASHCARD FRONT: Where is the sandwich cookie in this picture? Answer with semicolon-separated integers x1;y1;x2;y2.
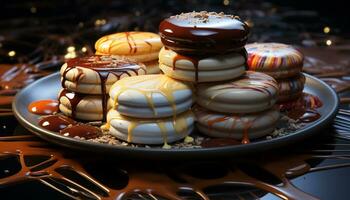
58;89;111;121
109;74;193;118
194;106;279;142
107;109;194;145
159;47;246;83
159;11;249;55
197;71;278;114
246;43;304;79
61;56;146;94
95;32;163;74
278;73;305;102
246;43;305;102
60;55;146;121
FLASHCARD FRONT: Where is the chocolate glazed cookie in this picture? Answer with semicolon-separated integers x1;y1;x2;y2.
159;11;250;55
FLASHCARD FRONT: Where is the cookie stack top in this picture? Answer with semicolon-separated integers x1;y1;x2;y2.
159;11;249;55
246;43;304;79
159;11;250;83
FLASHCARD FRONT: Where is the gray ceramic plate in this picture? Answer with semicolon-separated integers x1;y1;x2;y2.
13;72;338;159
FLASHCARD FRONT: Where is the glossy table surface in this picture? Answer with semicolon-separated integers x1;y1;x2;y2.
1;1;350;199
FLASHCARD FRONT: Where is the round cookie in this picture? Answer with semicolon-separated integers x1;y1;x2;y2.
278;73;305;102
159;11;249;55
159;47;246;83
246;43;304;79
95;32;162;74
107;109;194;145
109;74;193;118
61;55;146;94
58;89;111;121
197;71;278;114
194;106;279;140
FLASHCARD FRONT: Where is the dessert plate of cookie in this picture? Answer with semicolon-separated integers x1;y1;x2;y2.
13;12;338;159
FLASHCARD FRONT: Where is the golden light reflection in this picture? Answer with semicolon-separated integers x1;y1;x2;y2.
223;0;230;5
323;26;330;34
65;52;77;59
326;39;332;46
8;51;16;57
95;19;107;26
81;47;87;53
67;46;75;52
65;46;77;59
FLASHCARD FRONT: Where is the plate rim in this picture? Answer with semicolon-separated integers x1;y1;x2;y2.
12;72;339;157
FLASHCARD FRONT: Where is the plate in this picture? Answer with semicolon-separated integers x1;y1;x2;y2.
13;72;339;159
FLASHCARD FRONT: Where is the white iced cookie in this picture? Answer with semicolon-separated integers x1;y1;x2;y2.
159;47;246;83
197;71;278;113
61;55;146;94
194;106;279;140
58;89;111;121
95;32;163;74
109;74;193;118
107;109;194;145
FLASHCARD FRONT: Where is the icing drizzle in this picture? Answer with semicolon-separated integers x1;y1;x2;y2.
110;75;190;117
205;71;278;106
60;55;146;121
106;110;192;147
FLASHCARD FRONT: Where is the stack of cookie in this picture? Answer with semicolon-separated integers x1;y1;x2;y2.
194;72;279;143
59;55;146;121
158;11;280;143
246;43;305;102
95;32;163;74
105;74;194;147
158;11;247;83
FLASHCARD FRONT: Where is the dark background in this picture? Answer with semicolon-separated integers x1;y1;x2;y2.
1;0;348;64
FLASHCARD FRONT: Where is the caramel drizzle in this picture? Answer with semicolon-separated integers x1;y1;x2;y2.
209;72;278;106
125;32;137;54
96;32;158;55
279;93;323;123
203;110;268;144
28;99;59;115
3;135;350;200
59;90;86;119
173;54;200;83
111;75;187;118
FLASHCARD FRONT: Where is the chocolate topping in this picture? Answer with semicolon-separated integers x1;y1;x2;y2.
59;90;86;120
60;124;102;139
61;55;146;121
159;11;249;55
39;114;76;132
